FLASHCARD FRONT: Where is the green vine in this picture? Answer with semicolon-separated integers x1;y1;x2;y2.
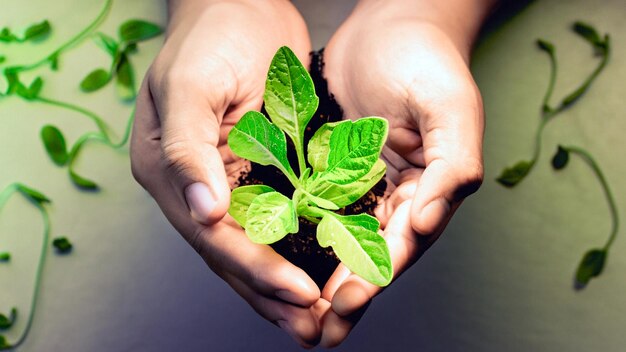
496;21;619;288
0;0;163;348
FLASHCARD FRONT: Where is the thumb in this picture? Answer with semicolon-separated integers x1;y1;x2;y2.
410;106;484;235
157;88;231;225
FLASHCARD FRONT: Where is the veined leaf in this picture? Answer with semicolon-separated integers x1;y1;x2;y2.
307;159;386;208
228;111;296;179
229;185;275;227
317;213;392;286
307;122;334;172
245;192;297;244
119;19;163;44
80;68;110;92
263;46;318;149
40;125;68;166
313;117;388;185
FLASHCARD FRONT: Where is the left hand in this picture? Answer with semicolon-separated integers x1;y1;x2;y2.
318;0;492;346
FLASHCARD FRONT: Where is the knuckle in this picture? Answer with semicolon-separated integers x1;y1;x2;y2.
453;158;484;199
160;138;197;179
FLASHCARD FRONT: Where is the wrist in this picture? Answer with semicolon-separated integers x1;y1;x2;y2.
353;0;496;58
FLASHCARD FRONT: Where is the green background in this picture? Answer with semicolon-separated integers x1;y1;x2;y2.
1;0;624;350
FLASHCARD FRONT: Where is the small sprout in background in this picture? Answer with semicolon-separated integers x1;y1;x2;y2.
40;125;69;166
0;308;17;330
0;335;11;349
52;237;73;254
0;20;51;43
551;145;619;289
575;249;606;288
551;145;569;170
227;47;393;287
80;19;163;101
496;21;610;187
0;252;10;262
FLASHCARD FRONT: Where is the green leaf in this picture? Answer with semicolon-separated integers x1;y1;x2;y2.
0;334;11;349
115;53;135;100
307;159;386;208
228;111;296;179
15;76;43;100
536;39;555;54
0;56;5;64
496;160;533;187
298;189;340;211
311;117;388;185
69;170;99;190
0;308;17;330
48;53;59;71
16;184;50;204
317;213;392;286
80;68;110;92
229;185;275;227
40;125;69;166
572;21;603;47
52;237;73;253
575;248;606;287
307;122;334;172
119;19;163;44
263;46;319;148
0;27;17;42
245;192;298;244
23;20;51;41
0;252;10;262
93;32;119;57
551;146;569;170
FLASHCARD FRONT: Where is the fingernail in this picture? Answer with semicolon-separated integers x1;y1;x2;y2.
185;182;216;223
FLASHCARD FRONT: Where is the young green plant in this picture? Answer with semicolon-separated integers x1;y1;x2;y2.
496;22;610;187
551;145;619;288
227;47;393;287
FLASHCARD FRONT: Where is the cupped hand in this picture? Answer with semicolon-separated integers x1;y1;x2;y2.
130;0;326;347
319;0;492;346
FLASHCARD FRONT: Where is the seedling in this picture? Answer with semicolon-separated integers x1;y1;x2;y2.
496;22;610;187
227;47;393;287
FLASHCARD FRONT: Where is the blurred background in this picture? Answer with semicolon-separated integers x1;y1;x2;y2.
1;0;625;350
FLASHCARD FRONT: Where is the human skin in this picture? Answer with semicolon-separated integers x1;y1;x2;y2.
131;0;326;347
131;0;495;348
318;0;495;346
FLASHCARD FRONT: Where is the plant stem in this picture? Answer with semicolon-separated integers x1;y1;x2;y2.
0;184;51;350
295;139;307;178
11;0;113;73
34;96;112;140
562;145;619;250
541;45;558;111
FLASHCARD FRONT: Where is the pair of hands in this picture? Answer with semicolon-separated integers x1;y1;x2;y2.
131;0;488;348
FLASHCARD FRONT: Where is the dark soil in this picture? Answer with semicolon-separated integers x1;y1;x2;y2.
234;50;387;288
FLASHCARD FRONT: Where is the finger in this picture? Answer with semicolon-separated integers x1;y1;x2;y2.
319;301;369;348
201;220;321;307
228;276;324;348
411;94;484;235
148;69;234;226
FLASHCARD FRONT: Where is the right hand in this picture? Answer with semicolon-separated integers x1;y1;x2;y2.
130;0;325;347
